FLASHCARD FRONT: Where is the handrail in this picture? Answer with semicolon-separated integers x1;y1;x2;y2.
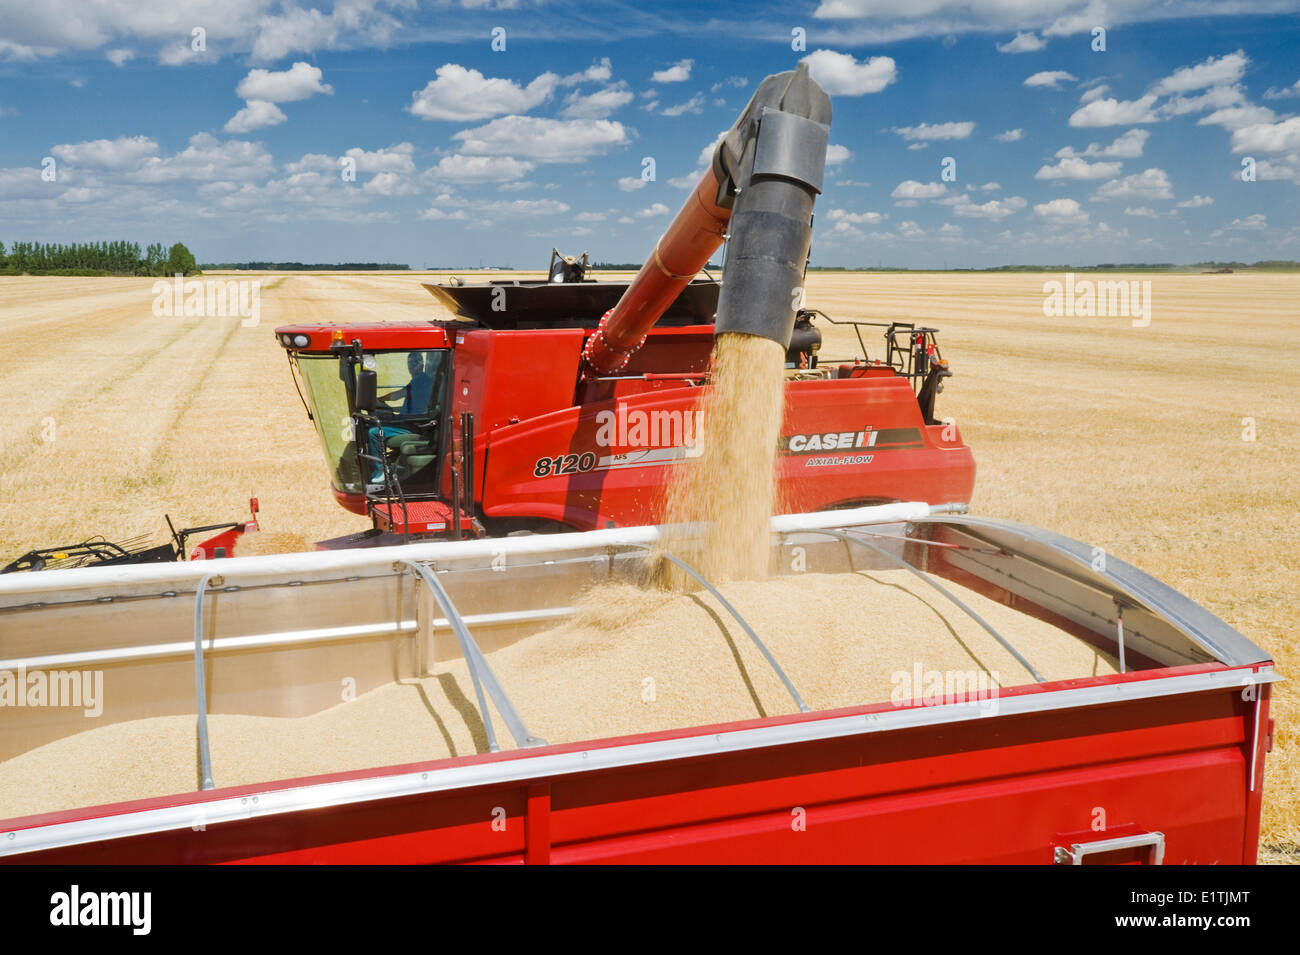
193;574;217;790
637;547;810;713
812;529;1046;683
400;561;546;751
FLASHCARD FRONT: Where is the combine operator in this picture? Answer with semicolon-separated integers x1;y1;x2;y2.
366;351;438;484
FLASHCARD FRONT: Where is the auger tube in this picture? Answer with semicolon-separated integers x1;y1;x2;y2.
581;63;831;376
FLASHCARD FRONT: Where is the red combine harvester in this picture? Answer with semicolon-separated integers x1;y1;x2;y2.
276;65;973;548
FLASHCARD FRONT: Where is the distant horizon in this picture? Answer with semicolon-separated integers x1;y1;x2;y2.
191;259;1300;273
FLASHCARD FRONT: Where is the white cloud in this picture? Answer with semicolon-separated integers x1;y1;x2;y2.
806;2;1290;44
344;144;415;175
1153;50;1249;95
0;39;47;61
420;207;469;222
424;196;571;221
1056;128;1149;159
618;176;648;191
236;62;333;103
890;180;947;200
427;154;534;183
650;59;693;83
710;76;748;92
454;116;630;163
1123;206;1157;216
800;50;897;96
1080;84;1110;104
946;194;1027;219
1263;79;1300;100
1198;105;1276;131
1024;70;1077;89
1069;94;1160;126
409;64;558;122
1222;213;1267;230
482;199;571;217
248;2;405;62
827;208;886;224
893;121;974;141
49;135;159;169
363;171;419;196
283;153;338;175
561;83;634;119
997;32;1045;53
638;202;670;216
1035;157;1122;180
1159;84;1246;117
1034;197;1088;223
105;48;134;66
158;41;216;67
561;58;613;86
134;133;274;183
575;211;607;222
1230;116;1300;154
223;99;287;134
1093;167;1174;201
825;144;852;164
994;128;1023;142
1177;195;1214;208
661;93;706;116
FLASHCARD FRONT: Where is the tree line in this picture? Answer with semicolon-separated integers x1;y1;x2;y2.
0;241;199;276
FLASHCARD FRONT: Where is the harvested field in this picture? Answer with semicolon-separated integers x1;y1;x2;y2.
0;269;1294;854
0;569;1115;819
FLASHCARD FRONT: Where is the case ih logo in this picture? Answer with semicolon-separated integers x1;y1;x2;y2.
781;429;877;454
594;403;704;450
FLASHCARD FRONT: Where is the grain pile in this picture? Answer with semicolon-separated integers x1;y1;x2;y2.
657;332;787;584
0;569;1117;818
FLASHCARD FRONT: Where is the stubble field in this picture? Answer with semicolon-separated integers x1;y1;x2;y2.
0;269;1295;857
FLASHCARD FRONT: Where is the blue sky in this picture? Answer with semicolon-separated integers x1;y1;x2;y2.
2;1;1299;267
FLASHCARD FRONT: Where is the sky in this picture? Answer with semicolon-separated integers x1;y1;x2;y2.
2;0;1299;268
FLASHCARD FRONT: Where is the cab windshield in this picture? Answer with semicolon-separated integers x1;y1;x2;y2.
295;349;449;495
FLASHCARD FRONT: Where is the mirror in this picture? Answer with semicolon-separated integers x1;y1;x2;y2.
356;368;377;413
